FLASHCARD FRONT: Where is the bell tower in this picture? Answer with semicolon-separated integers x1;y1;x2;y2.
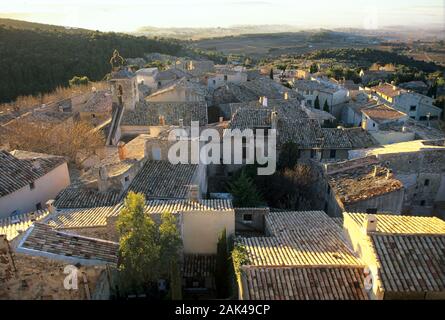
109;50;139;110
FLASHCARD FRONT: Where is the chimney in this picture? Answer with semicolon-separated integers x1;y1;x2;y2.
402;126;407;133
262;96;268;107
259;96;263;104
284;92;289;100
372;165;378;177
46;199;56;214
31;159;41;172
271;111;278;130
178;118;184;127
386;169;392;180
97;167;108;192
219;116;224;123
159;115;166;126
364;214;378;234
117;141;127;161
144;142;150;159
188;185;200;202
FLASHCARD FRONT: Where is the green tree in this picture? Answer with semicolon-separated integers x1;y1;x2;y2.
215;229;230;299
228;171;263;207
314;95;320;109
117;192;161;294
269;68;274;80
323;100;330;113
169;260;182;300
278;142;300;171
309;63;319;74
69;76;89;87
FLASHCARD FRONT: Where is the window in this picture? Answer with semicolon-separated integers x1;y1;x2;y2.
213;79;216;85
372;123;376;127
420;200;426;206
310;149;316;159
124;176;130;182
366;208;378;214
410;116;416;119
330;150;337;159
29;182;35;190
91;114;96;118
410;105;417;111
224;75;228;81
424;179;430;186
243;214;253;223
36;203;42;211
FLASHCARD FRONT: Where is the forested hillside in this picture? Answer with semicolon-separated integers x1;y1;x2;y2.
0;19;184;102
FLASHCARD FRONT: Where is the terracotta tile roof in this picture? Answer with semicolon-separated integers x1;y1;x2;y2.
242;266;369;300
327;163;404;205
82;91;112;113
17;223;118;265
345;213;445;235
320;128;353;149
143;199;233;213
121;101;208;126
371;83;403;98
0;209;49;240
0;150;66;197
371;234;445;293
182;255;216;278
45;206;120;229
54;184;121;209
362;104;406;124
238;211;361;267
344;128;380;149
127;160;199;200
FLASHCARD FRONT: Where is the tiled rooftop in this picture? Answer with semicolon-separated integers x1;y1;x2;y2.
182;255;216;278
0;209;49;241
371;234;445;294
327;163;404;205
16;223;118;265
121;101;208;126
242;266;369;300
45;206;119;229
126;160;199;200
345;213;445;235
143;199;233;213
54;184;122;209
0;150;66;197
371;83;403;98
362;104;406;123
238;211;361;267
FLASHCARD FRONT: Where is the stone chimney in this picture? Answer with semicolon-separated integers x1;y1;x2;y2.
159;115;166;126
118;141;127;161
219;116;224;123
188;185;200;202
144;142;150;159
46;199;56;214
364;214;378;234
97;167;109;193
271;111;278;130
262;96;268;107
178;118;184;127
372;165;378;177
284;92;289;100
31;159;41;171
386;169;392;180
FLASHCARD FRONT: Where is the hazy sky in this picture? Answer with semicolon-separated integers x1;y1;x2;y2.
0;0;444;31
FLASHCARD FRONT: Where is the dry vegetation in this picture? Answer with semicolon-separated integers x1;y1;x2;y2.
5;120;105;164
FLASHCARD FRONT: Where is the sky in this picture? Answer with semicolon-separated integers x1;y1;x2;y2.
0;0;444;32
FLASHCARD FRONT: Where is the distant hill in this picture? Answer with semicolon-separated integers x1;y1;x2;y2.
0;19;184;102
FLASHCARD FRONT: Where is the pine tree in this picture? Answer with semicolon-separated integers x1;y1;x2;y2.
314;96;320;109
228;171;263;207
215;229;230;298
323;100;330;113
269;68;274;80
